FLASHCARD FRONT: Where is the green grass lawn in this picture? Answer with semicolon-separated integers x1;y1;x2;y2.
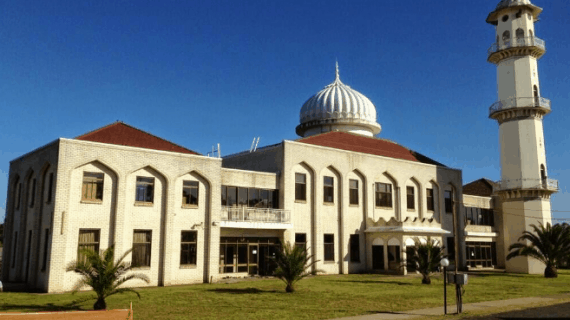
1;271;570;319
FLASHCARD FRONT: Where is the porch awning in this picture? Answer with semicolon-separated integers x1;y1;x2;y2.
365;226;451;235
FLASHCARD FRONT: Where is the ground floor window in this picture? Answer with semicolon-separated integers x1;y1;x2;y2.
133;230;152;267
219;237;279;276
180;231;197;266
324;234;334;261
466;241;496;268
78;229;100;262
387;245;400;270
295;233;306;250
350;234;360;262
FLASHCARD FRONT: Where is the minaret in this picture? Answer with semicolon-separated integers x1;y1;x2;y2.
486;0;558;274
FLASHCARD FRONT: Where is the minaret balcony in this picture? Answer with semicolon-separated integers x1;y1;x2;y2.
487;37;546;64
489;96;551;118
496;178;559;192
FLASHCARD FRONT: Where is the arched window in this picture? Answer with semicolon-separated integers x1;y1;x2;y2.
516;28;524;40
534;85;539;105
502;31;511;45
540;164;546;181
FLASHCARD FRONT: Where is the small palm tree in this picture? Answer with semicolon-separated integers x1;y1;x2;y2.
507;222;570;278
404;237;446;285
271;242;320;293
66;246;150;310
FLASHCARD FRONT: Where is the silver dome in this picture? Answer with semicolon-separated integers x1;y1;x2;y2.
296;64;381;137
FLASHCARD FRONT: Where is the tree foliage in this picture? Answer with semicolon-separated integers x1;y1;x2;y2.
404;237;447;285
66;246;150;310
507;222;570;278
271;242;320;293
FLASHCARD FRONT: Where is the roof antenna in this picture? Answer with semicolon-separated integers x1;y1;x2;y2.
207;143;221;158
250;137;260;152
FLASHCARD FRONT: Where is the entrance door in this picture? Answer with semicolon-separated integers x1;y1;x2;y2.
249;245;258;275
372;245;384;270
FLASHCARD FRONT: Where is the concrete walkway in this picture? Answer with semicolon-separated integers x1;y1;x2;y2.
334;294;570;320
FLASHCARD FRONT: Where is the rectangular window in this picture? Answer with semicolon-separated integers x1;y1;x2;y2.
135;177;154;203
238;187;248;206
447;237;455;261
248;188;259;207
426;188;434;211
221;186;227;206
406;186;415;210
182;181;199;206
375;183;393;207
82;172;104;201
133;230;152;267
78;229;100;262
350;234;360;262
16;183;22;210
42;228;49;271
323;176;334;203
444;190;453;213
226;186;237;206
324;234;334;261
12;232;18;268
30;179;36;207
295;233;306;250
349;179;359;205
180;231;197;266
46;173;54;203
295;173;307;201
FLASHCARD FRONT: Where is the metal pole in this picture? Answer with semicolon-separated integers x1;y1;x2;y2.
450;197;462;314
443;266;447;315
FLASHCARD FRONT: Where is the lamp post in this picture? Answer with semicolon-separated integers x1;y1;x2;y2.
440;258;449;315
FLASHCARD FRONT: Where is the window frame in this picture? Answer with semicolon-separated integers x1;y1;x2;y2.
46;173;54;203
133;230;152;267
406;186;415;210
180;231;197;266
295;233;307;251
82;172;104;202
349;179;359;205
444;190;453;214
182;180;199;207
78;229;100;262
29;178;36;207
41;228;50;271
135;176;155;204
323;176;334;203
426;188;434;211
295;173;307;201
324;234;334;261
15;183;22;210
375;182;393;208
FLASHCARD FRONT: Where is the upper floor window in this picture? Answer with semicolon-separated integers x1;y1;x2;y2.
375;183;392;208
349;179;359;205
426;188;434;211
136;177;154;203
46;173;54;203
82;172;103;202
15;183;22;210
466;207;494;227
295;173;307;201
182;181;199;207
444;190;453;213
406;186;415;210
29;178;36;207
323;176;334;203
221;185;279;208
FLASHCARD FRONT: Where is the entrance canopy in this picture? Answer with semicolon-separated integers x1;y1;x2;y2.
365;217;451;235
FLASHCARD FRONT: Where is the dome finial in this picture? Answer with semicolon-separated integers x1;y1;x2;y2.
335;60;340;82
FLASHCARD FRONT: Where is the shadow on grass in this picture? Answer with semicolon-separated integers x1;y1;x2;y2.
208;287;279;294
331;280;414;286
0;302;85;313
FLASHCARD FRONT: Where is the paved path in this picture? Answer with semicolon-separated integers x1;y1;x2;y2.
334;294;570;320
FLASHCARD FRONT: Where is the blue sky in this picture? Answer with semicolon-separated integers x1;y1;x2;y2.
1;0;569;222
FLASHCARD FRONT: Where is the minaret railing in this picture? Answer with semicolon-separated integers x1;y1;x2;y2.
496;178;559;191
489;96;550;116
487;37;545;57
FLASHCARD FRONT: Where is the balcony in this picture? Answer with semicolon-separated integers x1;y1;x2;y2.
488;36;545;57
221;206;291;225
496;178;559;192
489;96;551;117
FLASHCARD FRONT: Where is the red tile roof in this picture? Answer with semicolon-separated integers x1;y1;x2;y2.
297;131;445;166
75;122;200;155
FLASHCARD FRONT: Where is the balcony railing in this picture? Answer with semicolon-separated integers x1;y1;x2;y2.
489;96;551;116
221;206;291;223
488;37;545;57
496;178;559;191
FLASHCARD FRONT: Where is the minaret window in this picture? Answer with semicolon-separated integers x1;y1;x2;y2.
541;165;547;181
502;15;509;22
502;31;511;44
529;29;534;39
516;28;524;42
516;10;522;19
533;85;539;105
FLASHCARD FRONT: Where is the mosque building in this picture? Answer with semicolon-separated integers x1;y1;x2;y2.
1;0;557;292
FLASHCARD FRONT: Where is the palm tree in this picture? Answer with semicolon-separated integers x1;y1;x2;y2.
404;237;447;285
271;242;320;293
66;246;150;310
507;222;570;278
